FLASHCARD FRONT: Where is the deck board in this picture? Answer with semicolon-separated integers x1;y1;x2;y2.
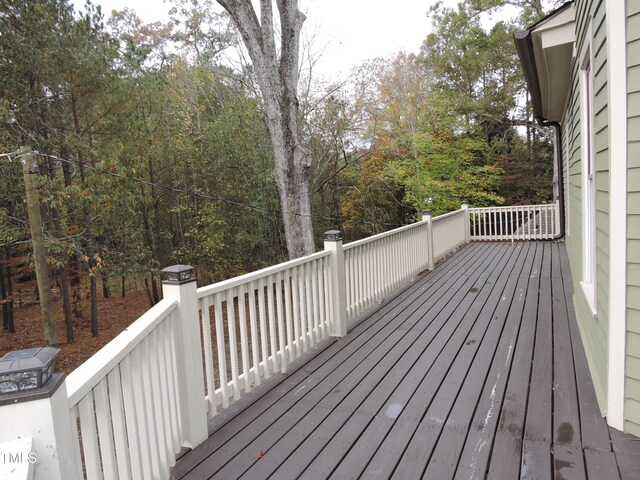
173;242;640;480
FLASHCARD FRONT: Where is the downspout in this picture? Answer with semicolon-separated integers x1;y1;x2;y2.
539;120;565;240
514;29;566;240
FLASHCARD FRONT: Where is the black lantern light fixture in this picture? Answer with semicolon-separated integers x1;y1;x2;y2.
0;347;59;394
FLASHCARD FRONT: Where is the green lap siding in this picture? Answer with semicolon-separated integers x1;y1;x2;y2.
563;0;610;413
627;0;640;436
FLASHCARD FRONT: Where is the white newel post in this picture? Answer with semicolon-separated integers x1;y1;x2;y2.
462;202;471;243
0;349;81;480
324;231;347;337
422;210;435;270
161;265;208;449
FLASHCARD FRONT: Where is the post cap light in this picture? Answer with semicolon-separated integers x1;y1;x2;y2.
324;230;342;242
422;209;432;217
0;347;59;394
161;265;197;285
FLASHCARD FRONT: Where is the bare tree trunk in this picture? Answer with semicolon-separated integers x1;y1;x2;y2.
0;252;15;333
217;0;315;258
21;147;57;346
101;270;110;299
53;204;74;343
71;95;99;335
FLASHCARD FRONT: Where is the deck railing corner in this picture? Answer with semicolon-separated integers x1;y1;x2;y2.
160;265;208;449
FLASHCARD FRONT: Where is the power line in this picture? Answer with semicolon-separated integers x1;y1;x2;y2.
5;150;404;229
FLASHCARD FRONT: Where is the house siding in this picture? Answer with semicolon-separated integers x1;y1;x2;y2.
625;0;640;437
562;0;609;412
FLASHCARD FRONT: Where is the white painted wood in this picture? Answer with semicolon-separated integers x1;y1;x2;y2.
422;211;435;271
200;296;217;416
78;393;103;480
275;271;288;370
266;275;279;372
226;288;241;400
164;313;183;448
153;326;175;459
325;233;347;336
311;260;320;344
106;368;132;480
468;204;560;241
93;380;117;480
66;300;177;406
148;329;173;475
130;347;155;479
257;277;270;379
237;284;251;394
248;281;261;387
305;262;314;347
213;293;229;407
319;258;328;337
119;355;144;479
196;250;331;298
606;0;627;431
281;272;293;360
161;275;208;449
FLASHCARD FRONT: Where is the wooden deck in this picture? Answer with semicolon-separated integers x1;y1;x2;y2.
172;242;640;480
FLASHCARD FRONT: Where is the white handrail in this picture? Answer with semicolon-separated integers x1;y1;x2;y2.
343;219;427;250
66;299;178;406
197;250;331;298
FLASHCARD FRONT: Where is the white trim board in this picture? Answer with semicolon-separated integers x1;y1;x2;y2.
606;0;628;431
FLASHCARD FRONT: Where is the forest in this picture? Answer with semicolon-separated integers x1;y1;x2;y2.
0;0;558;350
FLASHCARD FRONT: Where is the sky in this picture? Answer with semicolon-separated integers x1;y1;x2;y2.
75;0;457;79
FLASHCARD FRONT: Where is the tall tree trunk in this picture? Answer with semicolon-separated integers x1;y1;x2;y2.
60;148;82;318
21;147;57;346
52;203;74;343
150;272;160;305
48;156;74;343
59;267;74;343
0;253;15;334
217;0;314;259
144;277;154;308
5;246;14;331
101;270;110;299
72;94;99;336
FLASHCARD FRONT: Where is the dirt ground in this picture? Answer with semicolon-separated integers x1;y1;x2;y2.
0;290;151;373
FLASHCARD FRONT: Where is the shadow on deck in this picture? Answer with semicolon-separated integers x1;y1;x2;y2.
172;242;640;479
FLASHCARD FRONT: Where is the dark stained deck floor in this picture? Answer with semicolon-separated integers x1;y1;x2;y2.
172;242;640;480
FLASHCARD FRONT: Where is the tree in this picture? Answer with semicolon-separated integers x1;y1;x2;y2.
216;0;314;259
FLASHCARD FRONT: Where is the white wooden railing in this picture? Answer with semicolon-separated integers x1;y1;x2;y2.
195;250;333;418
3;202;562;479
65;300;186;480
343;222;429;320
432;207;469;261
469;202;560;241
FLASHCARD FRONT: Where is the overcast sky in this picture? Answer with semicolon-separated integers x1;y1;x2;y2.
75;0;460;79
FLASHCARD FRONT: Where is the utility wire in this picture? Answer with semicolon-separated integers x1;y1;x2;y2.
5;150;404;229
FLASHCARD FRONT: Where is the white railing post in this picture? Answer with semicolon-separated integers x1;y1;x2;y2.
461;202;470;243
161;265;208;449
0;351;81;480
422;210;435;270
324;231;347;337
